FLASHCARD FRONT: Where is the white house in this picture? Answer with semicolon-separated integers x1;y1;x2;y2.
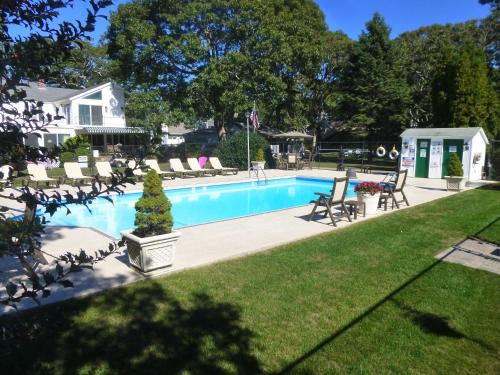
18;81;143;154
399;127;489;181
160;124;192;146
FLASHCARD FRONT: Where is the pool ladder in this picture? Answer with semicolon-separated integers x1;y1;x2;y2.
251;166;268;184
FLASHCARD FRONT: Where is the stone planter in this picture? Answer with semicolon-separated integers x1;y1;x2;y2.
251;161;266;170
444;176;465;191
121;230;181;272
357;193;379;215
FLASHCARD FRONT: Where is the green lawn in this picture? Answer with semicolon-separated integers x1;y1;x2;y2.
1;186;499;374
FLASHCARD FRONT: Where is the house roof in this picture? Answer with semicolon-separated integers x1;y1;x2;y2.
167;125;192;135
19;81;113;103
400;127;489;144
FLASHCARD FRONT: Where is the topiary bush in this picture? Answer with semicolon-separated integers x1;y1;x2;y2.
256;148;265;161
214;132;274;170
448;153;464;176
133;170;173;238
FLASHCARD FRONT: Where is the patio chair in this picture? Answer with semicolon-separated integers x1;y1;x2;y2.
187;158;217;176
301;151;313;170
169;158;199;178
308;176;352;226
144;159;176;179
63;162;94;186
0;165;13;187
378;169;410;210
127;160;146;181
285;154;298;170
26;164;59;188
95;161;114;182
208;157;238;175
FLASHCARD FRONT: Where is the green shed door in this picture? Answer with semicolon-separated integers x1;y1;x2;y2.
442;139;464;177
415;139;430;178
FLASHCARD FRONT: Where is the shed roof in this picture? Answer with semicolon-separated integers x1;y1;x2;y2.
400;127;489;144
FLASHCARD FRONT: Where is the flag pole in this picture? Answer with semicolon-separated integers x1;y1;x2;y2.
246;112;250;177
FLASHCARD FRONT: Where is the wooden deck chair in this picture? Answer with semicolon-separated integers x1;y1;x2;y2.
0;165;13;187
208;157;238;175
63;162;94;186
169;158;199;178
144;159;176;179
27;164;59;188
285;154;298;170
127;160;146;181
187;158;216;176
95;161;114;182
308;176;352;226
379;169;410;210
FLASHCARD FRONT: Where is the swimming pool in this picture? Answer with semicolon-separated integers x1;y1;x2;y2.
42;177;357;238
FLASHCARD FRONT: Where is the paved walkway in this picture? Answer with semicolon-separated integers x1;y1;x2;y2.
0;169;490;313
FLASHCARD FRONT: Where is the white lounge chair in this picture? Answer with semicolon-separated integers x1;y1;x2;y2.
27;164;59;188
63;162;94;186
169;158;199;178
0;165;13;187
144;159;176;179
95;161;114;182
187;158;216;176
208;157;238;175
127;160;146;180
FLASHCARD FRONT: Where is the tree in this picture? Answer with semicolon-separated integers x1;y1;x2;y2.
45;41;111;89
396;21;486;128
336;13;410;140
125;90;196;148
106;0;331;139
0;0;143;309
432;44;499;138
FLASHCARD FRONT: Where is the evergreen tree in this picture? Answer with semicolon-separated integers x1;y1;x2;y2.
432;44;499;138
336;13;410;140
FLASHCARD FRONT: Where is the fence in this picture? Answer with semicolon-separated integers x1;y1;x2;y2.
313;140;401;172
487;140;500;180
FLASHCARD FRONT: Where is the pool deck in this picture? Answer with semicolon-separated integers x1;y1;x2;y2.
0;169;491;313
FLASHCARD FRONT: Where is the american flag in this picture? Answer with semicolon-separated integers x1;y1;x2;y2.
250;109;260;129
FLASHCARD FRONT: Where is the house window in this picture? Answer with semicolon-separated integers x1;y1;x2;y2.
25;133;40;147
83;91;102;100
79;104;103;125
43;133;70;150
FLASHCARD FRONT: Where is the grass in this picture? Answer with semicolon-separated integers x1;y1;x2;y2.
1;186;499;374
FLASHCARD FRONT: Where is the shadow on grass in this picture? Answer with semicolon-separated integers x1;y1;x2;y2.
276;217;500;374
1;282;263;374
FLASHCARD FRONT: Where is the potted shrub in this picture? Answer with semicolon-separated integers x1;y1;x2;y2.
121;170;181;272
444;153;465;191
251;148;266;170
354;181;382;215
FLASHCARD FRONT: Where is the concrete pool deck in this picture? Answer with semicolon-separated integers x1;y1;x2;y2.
0;169;491;313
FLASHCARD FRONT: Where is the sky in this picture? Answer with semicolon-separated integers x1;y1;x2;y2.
14;0;491;43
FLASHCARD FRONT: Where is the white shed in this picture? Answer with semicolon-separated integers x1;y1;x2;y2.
399;127;489;181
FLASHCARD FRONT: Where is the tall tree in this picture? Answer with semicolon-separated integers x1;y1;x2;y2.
106;0;331;139
46;41;111;88
432;44;499;138
336;13;410;140
396;21;486;128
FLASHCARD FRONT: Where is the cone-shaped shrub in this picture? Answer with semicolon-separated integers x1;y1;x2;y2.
448;153;464;177
133;170;173;237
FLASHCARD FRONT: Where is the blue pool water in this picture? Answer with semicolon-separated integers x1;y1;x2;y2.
42;177;357;238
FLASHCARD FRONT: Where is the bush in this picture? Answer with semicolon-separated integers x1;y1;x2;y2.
214;132;274;170
491;146;500;180
133;170;173;237
448;153;463;176
256;148;265;162
60;134;90;153
59;152;75;164
75;146;90;156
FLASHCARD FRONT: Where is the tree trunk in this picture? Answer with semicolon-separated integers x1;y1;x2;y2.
216;118;226;141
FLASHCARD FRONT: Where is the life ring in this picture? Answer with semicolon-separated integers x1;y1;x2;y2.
376;145;386;157
389;146;399;160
